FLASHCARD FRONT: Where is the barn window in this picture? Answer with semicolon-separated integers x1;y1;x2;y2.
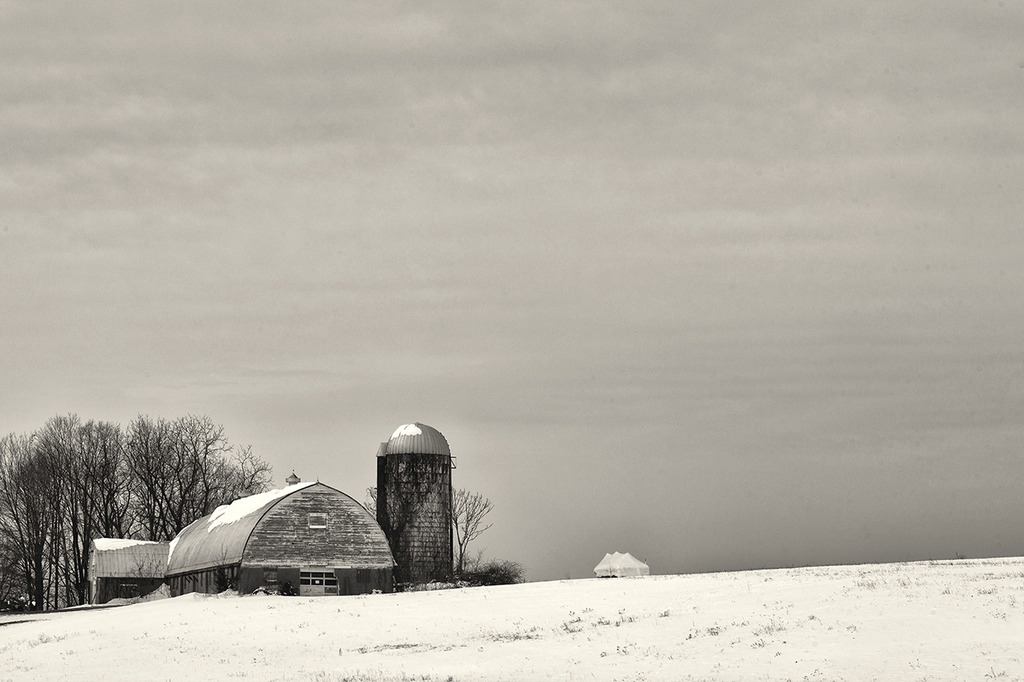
308;513;328;529
356;569;370;583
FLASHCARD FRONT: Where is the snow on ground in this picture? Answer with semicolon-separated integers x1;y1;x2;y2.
2;558;1023;681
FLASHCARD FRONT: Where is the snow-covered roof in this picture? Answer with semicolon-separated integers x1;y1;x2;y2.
206;481;317;531
166;481;315;575
89;539;170;578
385;422;451;456
166;481;393;576
92;538;162;552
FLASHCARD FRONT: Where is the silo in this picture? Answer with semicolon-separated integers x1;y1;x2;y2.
376;422;454;586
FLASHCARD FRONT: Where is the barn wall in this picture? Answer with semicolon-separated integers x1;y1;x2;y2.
244;486;393;569
236;566;391;595
231;486;394;596
239;566;264;594
93;578;164;604
277;567;301;593
168;564;240;597
336;567;390;594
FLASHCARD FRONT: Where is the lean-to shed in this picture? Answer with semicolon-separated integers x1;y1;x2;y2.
88;538;169;604
166;481;395;596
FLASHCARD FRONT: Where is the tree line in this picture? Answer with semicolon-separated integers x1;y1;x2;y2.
0;414;271;611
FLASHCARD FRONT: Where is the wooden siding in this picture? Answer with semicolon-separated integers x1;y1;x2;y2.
276;567;301;593
243;485;394;569
92;577;164;605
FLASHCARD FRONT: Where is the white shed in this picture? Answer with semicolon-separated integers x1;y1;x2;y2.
88;538;169;604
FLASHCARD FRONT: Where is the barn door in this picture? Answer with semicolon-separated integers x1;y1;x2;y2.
299;568;339;596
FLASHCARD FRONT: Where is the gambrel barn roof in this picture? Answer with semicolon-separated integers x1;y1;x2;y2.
166;481;394;576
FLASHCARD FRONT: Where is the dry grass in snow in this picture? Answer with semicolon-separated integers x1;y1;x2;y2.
2;557;1023;681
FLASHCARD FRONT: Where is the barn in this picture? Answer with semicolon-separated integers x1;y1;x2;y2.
165;480;395;596
88;538;169;604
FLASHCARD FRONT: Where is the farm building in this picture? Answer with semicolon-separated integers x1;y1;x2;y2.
89;479;395;600
166;480;395;596
88;538;169;604
376;422;454;586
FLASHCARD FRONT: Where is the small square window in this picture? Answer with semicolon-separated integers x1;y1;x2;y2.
308;513;327;529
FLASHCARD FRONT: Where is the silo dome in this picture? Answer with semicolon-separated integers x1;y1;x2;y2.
385;422;451;456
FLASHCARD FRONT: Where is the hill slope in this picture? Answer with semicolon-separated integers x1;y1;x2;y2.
2;558;1023;681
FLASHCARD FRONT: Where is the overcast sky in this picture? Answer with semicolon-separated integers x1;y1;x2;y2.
2;1;1023;581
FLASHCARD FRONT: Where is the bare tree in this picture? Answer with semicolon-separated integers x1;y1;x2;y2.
167;414;233;533
125;415;271;541
0;433;57;610
124;415;179;541
0;413;272;610
368;485;496;577
17;416;139;608
452;489;494;576
38;416;135;606
0;532;20;605
225;444;273;498
36;415;83;608
85;420;135;539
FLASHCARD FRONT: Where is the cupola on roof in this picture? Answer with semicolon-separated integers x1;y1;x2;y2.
385;422;451;456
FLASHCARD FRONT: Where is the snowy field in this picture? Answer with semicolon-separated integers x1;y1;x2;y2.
2;558;1023;681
